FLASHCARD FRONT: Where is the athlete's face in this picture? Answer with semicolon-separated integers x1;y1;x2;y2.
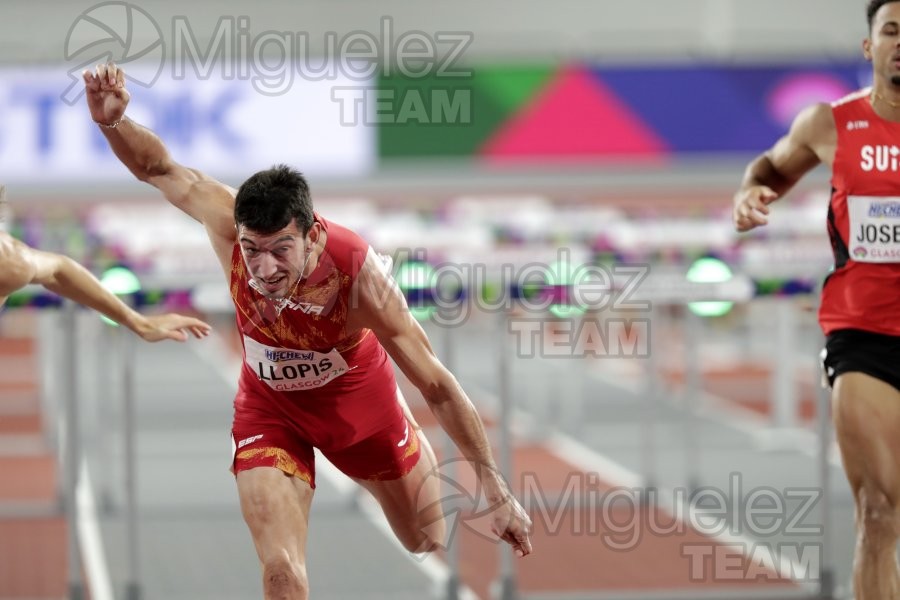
239;221;311;299
866;2;900;86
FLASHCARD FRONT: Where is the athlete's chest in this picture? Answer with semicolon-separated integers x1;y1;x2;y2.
236;275;353;350
835;117;900;182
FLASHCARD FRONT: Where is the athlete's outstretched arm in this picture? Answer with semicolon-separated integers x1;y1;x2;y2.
351;249;533;558
83;63;237;268
0;233;210;342
733;102;835;232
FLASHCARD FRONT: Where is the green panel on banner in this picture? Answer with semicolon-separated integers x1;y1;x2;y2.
476;65;555;114
377;71;502;157
377;66;555;158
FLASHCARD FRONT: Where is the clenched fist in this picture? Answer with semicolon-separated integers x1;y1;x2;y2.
83;62;130;127
733;185;778;232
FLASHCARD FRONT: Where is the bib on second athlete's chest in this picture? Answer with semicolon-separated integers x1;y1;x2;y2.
243;336;352;392
848;195;900;263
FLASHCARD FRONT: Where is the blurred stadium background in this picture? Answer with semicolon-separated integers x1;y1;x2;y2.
0;1;872;599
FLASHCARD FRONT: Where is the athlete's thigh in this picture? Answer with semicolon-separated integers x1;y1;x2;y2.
324;384;444;543
237;466;315;565
832;371;900;498
354;428;444;540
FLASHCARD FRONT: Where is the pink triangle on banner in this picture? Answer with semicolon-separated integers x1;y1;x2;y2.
481;66;668;161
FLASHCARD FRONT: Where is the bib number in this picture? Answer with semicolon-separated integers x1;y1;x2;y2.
849;196;900;263
244;336;351;391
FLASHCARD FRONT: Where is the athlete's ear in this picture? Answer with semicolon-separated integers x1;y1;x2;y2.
306;221;322;247
863;37;873;61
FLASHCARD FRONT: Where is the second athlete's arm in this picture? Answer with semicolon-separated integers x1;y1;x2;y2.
734;103;836;231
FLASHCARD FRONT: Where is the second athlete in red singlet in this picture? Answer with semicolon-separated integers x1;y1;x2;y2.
812;89;900;393
822;88;900;337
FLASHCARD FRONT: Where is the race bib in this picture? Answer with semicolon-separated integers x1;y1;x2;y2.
848;196;900;263
244;336;352;392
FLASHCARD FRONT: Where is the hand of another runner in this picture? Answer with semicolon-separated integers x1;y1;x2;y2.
733;185;778;232
134;313;212;342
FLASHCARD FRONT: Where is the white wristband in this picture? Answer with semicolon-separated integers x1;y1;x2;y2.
96;116;125;129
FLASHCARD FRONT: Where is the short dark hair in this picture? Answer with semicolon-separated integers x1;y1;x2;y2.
234;164;313;235
868;0;900;30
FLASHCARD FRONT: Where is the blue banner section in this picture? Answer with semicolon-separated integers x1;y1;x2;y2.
591;62;870;153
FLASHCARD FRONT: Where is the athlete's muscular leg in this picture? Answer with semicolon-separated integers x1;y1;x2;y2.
832;372;900;600
237;467;314;600
355;426;446;554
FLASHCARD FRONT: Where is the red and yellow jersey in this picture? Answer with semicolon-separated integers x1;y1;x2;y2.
229;214;401;451
820;89;900;336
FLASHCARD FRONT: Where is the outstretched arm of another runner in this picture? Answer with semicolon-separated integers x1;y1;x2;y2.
0;233;210;342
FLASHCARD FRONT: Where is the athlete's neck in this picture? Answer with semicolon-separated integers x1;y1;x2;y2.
304;229;327;277
870;85;900;122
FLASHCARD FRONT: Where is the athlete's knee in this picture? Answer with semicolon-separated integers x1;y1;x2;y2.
856;487;900;546
398;514;446;554
262;556;308;600
400;530;441;554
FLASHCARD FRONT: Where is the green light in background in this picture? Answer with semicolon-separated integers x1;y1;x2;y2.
99;266;141;327
395;261;436;322
547;257;586;319
686;257;733;318
101;266;141;294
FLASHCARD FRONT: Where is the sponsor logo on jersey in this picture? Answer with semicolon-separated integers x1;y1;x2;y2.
265;349;315;362
868;201;900;218
248;279;326;314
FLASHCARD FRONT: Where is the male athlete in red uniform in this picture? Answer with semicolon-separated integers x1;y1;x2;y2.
733;2;900;597
83;65;532;599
